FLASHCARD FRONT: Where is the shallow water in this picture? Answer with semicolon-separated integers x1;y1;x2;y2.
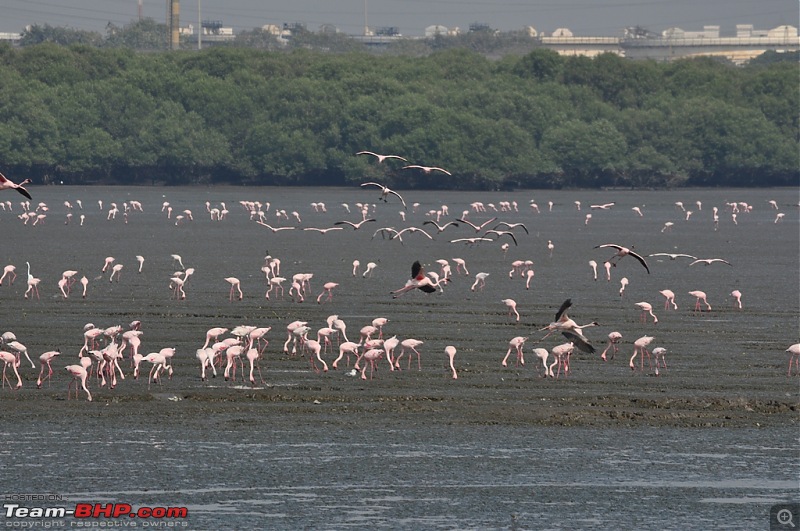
0;186;798;529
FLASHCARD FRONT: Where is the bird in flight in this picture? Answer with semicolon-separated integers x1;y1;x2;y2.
595;243;650;274
390;261;446;298
539;299;598;354
402;165;452;176
360;182;407;209
256;221;296;232
492;221;529;234
356;151;408;163
423;220;461;233
457;217;497;233
590;202;616;210
0;172;32;200
334;218;376;230
483;229;518;246
647;252;698;261
690;258;732;267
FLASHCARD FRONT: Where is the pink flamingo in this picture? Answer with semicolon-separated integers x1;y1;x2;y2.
452;258;469;275
659;289;677;310
383;336;400;366
0;265;16;285
36;349;60;388
619;277;629;297
397;339;424;370
531;348;551;377
225;277;243;301
0;350;22;389
351;260;360;276
525;269;535;289
305;339;329;373
316;282;339;304
203;327;228;349
588;260;598;281
549;343;574;379
332;342;360;370
445;346;458;379
196;348;217;381
539;299;598;354
65;364;91;401
689;290;711;312
470;272;489;291
630;335;654;372
502;336;527;367
360;348;385;380
222;346;244;382
108;264;123;282
391;261;442;297
246;348;264;386
502;299;520;321
101;256;115;272
80;276;88;298
355;151;408;163
0;172;32;199
595;244;650;274
601;332;622;361
786;344;800;376
730;290;743;309
652;347;667;376
635;302;658;324
371;317;389;338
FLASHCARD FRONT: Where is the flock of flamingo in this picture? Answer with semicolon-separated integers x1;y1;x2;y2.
0;159;797;401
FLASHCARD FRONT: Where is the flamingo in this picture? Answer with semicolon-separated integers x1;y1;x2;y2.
316;282;339;304
689;290;711;312
730;290;743;309
0;172;32;200
65;364;91;401
786;344;800;377
502;336;527;367
502;299;520;321
225;277;243;301
0;265;16;285
36;349;60;388
660;289;678;310
600;332;622;361
445;346;458;379
391;261;444;298
470;272;489;292
652;347;667;376
594;244;650;273
402;164;451;176
619;277;629;297
397;338;424;370
0;350;22;389
539;299;597;354
360;348;385;380
588;260;598;281
630;336;654;372
635;302;658;324
360;182;407;209
690;258;732;267
549;342;574;379
332;341;360;370
355;151;407;163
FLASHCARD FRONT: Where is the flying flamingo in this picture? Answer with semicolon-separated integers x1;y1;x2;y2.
0;350;22;389
635;301;658;324
502;336;527;367
659;289;678;310
355;151;407;163
445;346;458;379
502;299;520;321
391;261;443;298
0;172;32;200
594;244;650;274
36;349;60;388
690;258;732;267
65;364;92;401
689;290;711;312
630;335;654;372
360;182;407;209
335;218;376;230
786;344;800;377
225;277;243;301
402;164;451;176
730;290;743;309
600;332;622;361
539;299;598;354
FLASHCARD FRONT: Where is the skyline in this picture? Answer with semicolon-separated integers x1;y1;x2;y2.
2;0;798;37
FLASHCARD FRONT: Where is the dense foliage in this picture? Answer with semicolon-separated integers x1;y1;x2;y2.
0;40;796;189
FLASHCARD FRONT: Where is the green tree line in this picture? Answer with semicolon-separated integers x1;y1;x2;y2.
0;40;796;189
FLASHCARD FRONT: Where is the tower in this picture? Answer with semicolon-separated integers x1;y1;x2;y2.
167;0;180;49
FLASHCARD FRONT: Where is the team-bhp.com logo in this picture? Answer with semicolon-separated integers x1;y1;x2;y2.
4;502;188;525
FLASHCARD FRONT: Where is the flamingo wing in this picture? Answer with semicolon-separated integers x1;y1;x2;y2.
628;250;651;274
555;299;573;321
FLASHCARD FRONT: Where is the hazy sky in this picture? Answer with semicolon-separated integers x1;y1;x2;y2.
2;0;798;37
